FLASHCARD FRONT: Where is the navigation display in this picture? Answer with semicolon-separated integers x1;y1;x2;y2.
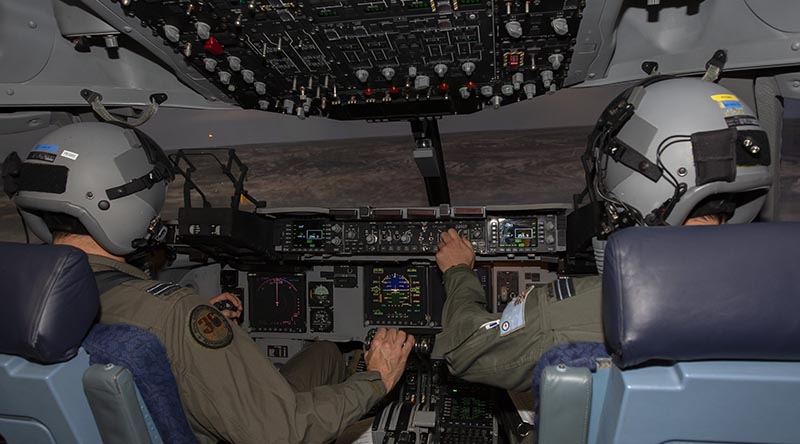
497;218;538;249
248;272;306;333
365;266;428;327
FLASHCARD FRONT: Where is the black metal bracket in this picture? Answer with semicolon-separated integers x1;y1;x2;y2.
410;118;451;206
169;149;267;211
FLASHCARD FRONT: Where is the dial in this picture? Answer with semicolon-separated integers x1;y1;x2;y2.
310;308;334;333
309;281;333;307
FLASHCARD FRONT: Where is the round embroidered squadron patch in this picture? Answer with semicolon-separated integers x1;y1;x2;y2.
189;305;233;349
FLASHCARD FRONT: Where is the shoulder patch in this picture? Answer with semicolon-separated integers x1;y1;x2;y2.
189;305;233;349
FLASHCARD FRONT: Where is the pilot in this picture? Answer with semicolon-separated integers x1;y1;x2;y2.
432;76;774;392
8;122;414;444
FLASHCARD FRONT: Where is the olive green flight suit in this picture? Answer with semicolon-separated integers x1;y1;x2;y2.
432;265;604;392
88;255;386;444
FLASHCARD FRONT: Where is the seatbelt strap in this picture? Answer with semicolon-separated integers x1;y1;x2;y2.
94;269;139;295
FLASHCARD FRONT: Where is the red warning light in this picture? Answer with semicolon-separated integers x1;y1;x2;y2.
204;36;224;55
466;81;476;89
389;86;401;95
439;83;450;92
508;53;521;68
364;87;375;97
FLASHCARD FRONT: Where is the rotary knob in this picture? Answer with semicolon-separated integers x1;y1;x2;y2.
203;58;218;72
254;81;266;95
163;25;180;43
545;221;555;231
400;233;412;244
331;237;342;246
346;229;357;240
382;67;396;81
366;233;378;245
461;61;476;76
195;22;211;40
355;69;369;83
545;234;555;244
548;53;564;70
332;224;342;233
551;17;569;36
505;20;523;39
227;56;242;71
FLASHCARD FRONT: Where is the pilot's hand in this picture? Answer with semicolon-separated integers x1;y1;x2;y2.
436;228;475;272
209;292;243;321
365;328;415;393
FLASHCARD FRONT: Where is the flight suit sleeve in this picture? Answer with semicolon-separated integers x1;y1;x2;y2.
432;273;604;392
155;287;387;444
432;264;497;359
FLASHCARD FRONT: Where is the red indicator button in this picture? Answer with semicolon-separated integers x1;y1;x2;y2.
204;36;224;55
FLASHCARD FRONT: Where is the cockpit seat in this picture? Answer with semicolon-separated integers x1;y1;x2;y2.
0;242;196;444
535;222;800;444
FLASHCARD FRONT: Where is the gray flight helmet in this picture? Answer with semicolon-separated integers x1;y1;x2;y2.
587;77;772;234
13;122;173;256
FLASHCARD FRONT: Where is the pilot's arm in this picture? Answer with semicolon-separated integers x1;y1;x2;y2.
99;277;410;444
431;229;604;392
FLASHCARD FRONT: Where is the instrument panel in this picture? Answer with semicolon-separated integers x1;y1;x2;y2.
103;0;586;120
274;210;565;256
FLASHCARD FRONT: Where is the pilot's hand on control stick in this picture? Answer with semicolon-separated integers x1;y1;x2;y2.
436;228;476;272
365;328;415;393
209;292;243;321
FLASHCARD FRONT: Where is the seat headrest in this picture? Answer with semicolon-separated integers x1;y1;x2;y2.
602;222;800;369
0;243;99;363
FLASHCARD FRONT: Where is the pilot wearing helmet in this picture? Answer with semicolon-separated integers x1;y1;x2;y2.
432;77;774;392
6;122;414;444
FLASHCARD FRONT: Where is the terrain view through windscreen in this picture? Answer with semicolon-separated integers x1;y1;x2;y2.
1;125;798;242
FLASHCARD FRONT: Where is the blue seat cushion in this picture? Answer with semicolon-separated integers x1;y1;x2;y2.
83;323;198;444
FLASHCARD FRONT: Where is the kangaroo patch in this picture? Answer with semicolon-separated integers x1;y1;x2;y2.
189;305;233;349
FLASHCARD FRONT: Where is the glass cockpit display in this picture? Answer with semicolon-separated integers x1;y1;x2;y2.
365;266;428;327
497;218;538;249
248;272;306;333
288;221;327;251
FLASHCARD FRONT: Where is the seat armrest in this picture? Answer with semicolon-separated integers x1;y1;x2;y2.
538;365;592;444
83;363;157;444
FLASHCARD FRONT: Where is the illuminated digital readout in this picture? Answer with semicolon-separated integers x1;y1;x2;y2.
365;266;427;326
498;218;538;248
291;221;326;249
248;273;306;332
448;395;492;422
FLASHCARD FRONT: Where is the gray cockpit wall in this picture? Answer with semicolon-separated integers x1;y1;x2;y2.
0;0;797;220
